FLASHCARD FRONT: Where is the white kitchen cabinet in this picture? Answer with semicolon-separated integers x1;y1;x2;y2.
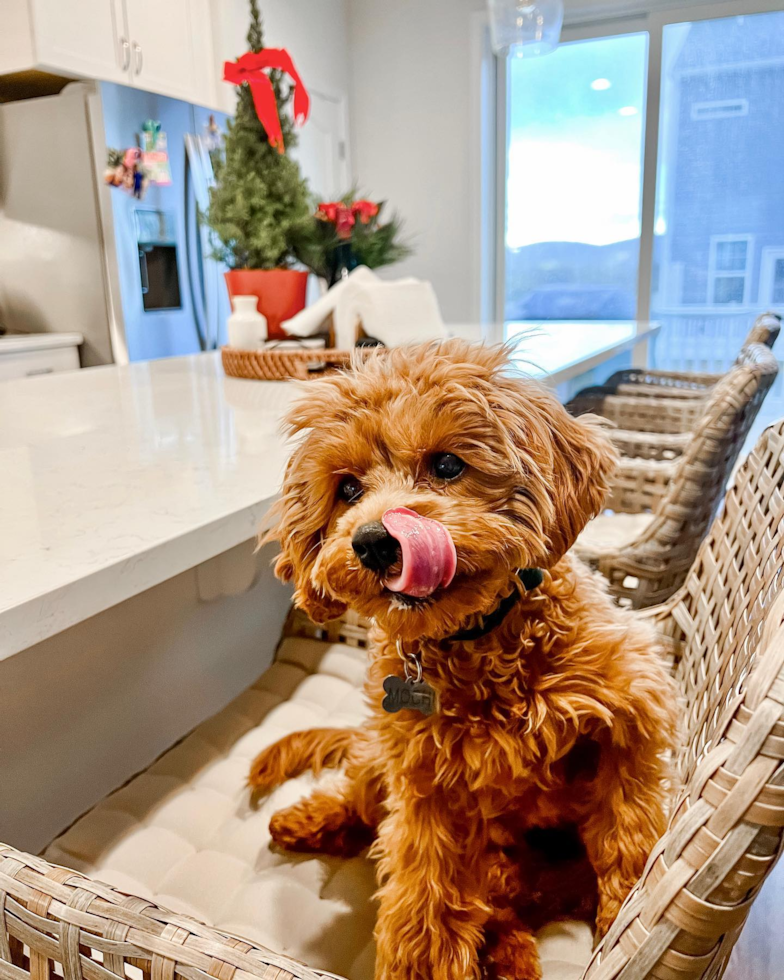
126;0;196;101
29;0;129;84
0;334;82;381
187;0;218;107
0;0;217;107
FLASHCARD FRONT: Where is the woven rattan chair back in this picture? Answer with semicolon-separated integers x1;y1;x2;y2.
595;344;779;607
744;310;781;349
584;419;784;980
567;311;781;420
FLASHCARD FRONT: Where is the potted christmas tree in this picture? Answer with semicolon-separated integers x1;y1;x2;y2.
207;0;313;339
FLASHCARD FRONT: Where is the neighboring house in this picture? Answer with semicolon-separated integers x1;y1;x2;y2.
651;15;784;368
504;13;783;369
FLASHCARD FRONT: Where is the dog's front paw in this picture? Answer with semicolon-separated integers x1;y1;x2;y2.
248;745;284;795
481;927;541;980
269;797;373;857
376;927;483;980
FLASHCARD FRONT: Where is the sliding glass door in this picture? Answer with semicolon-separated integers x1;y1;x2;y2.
504;32;648;325
500;0;784;374
651;8;784;370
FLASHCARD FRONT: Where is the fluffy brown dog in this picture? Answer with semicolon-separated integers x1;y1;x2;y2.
250;341;679;980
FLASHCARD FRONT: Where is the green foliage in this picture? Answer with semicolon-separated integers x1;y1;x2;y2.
205;1;314;270
294;192;412;284
106;147;124;168
247;0;263;52
352;208;411;271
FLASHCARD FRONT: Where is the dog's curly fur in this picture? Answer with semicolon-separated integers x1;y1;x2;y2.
250;341;679;980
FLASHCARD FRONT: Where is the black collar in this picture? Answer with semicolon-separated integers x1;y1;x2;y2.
446;568;544;643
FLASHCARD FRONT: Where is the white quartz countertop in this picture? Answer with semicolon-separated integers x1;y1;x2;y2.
0;354;301;659
0;322;657;660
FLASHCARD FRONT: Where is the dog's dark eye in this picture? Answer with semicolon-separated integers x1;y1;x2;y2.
337;475;364;504
431;453;466;481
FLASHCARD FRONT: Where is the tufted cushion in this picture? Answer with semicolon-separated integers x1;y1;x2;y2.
46;637;593;980
576;511;655;552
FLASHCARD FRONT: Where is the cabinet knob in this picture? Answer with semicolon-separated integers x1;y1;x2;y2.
133;42;143;76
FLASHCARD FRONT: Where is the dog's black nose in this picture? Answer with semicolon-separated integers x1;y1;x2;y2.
352;522;400;573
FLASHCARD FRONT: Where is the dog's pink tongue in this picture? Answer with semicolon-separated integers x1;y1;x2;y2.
381;507;457;598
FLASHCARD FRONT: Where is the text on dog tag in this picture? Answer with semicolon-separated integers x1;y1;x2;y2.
381;675;437;717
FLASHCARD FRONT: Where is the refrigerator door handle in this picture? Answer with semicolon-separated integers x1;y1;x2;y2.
185;133;221;350
184;136;209;351
138;248;149;294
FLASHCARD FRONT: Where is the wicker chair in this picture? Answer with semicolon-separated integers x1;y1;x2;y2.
1;422;784;980
585;418;784;980
575;344;778;607
568;312;780;415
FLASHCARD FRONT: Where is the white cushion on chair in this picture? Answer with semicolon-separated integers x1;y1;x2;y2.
45;637;593;980
576;512;654;552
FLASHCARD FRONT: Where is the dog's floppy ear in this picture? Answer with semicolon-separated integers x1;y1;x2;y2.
493;378;618;565
261;435;348;625
542;407;618;560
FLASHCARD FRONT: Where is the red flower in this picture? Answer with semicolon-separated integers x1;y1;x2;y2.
318;202;357;239
317;202;340;222
351;199;379;224
335;205;356;239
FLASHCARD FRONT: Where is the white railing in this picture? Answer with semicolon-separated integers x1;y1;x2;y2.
650;308;762;372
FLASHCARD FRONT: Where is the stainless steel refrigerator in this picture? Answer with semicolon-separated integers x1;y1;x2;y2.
0;80;231;365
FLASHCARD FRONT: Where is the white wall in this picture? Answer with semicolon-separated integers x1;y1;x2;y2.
347;0;487;323
212;0;351;112
345;0;719;323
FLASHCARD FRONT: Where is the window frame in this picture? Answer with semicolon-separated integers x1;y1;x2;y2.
708;234;754;306
760;246;784;305
486;0;784;343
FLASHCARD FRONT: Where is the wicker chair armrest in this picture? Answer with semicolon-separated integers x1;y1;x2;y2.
565;388;613;419
637;593;687;669
614;382;711;399
605;457;678;513
0;845;338;980
637;593;679;626
609;429;690;460
591;394;704;435
285;606;371;647
605;367;723;391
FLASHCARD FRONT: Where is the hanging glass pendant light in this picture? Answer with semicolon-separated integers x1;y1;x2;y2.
487;0;564;57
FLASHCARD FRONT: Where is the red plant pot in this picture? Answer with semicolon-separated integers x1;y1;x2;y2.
224;268;309;341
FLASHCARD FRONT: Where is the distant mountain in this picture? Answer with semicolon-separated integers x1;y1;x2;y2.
505;239;638;320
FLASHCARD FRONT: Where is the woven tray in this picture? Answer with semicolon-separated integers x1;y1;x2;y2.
221;345;356;381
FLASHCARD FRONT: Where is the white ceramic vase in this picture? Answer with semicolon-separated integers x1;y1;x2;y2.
227;295;268;349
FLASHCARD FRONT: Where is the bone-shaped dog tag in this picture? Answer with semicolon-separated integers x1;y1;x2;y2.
382;675;437;717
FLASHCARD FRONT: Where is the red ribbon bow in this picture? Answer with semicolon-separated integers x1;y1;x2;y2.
223;48;310;153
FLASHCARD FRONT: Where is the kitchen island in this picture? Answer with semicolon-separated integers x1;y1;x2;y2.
0;322;656;850
0;353;300;660
1;321;657;661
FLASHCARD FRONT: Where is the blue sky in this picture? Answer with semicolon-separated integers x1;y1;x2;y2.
507;32;648;248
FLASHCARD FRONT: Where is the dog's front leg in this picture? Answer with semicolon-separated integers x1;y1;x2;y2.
374;792;488;980
269;754;385;857
579;742;670;938
269;785;376;856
